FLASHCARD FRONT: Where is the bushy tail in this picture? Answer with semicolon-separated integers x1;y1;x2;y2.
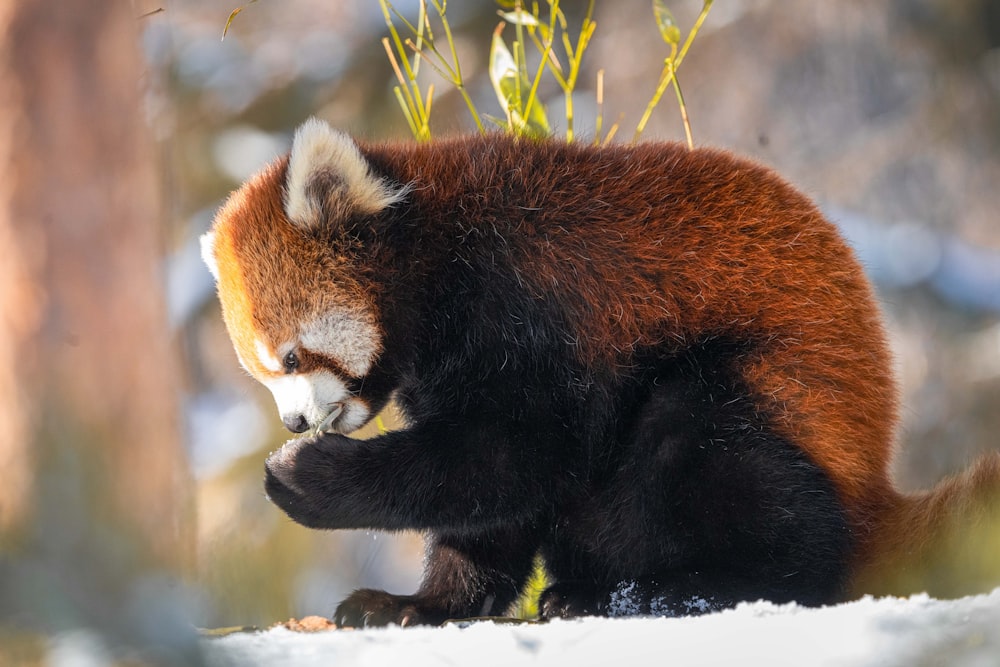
850;453;1000;599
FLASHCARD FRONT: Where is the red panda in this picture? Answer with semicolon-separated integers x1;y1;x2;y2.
201;118;1000;626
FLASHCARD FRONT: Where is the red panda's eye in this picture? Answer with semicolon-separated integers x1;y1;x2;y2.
283;351;299;373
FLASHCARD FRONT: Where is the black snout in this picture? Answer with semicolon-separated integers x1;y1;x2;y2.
283;414;310;433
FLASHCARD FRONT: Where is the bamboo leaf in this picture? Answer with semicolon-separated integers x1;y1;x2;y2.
519;100;552;139
489;26;519;116
483;114;512;132
652;0;681;46
489;25;550;138
222;0;258;40
499;9;540;27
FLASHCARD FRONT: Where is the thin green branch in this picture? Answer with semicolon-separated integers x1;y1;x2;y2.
633;0;713;144
670;68;693;149
633;56;675;143
382;37;426;135
404;37;483;134
675;0;713;71
380;0;484;138
378;0;709;146
521;1;559;126
392;86;419;137
594;68;605;145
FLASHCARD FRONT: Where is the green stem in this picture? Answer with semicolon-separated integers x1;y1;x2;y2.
562;6;595;142
675;0;713;71
594;68;604;145
380;2;430;133
393;86;419;138
438;12;482;132
670;67;693;149
632;0;713;144
522;0;559;129
632;58;673;143
514;2;527;123
455;85;484;134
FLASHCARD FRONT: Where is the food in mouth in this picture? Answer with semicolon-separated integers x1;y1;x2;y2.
313;403;344;436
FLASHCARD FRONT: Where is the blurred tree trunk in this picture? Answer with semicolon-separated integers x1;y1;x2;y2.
0;0;196;657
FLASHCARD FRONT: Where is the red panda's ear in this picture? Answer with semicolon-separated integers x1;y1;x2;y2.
200;230;219;282
284;118;407;230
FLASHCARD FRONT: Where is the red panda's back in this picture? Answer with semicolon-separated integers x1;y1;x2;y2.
367;135;900;530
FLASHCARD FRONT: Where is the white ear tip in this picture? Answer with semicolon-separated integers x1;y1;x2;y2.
289;118;336;165
284;118;407;229
294;117;334;145
200;230;220;281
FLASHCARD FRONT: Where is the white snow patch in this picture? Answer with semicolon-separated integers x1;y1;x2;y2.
202;588;1000;667
607;580;641;617
687;595;715;614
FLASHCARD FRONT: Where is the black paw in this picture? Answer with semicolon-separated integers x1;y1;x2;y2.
334;589;448;628
538;582;604;619
263;434;348;528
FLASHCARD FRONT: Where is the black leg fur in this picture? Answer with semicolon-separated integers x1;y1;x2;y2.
540;342;852;618
335;526;538;627
266;340;851;623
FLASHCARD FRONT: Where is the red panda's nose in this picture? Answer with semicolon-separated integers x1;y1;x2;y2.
283;414;310;433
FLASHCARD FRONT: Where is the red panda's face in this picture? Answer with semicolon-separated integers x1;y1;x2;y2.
201;119;407;435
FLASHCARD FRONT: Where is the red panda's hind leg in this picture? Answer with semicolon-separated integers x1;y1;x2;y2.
335;526;539;627
541;341;855;617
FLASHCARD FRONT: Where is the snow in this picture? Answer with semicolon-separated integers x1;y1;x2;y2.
203;588;1000;667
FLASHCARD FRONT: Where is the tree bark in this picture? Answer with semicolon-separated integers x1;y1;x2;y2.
0;0;194;651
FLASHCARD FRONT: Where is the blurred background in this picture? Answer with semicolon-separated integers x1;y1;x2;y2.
2;0;999;662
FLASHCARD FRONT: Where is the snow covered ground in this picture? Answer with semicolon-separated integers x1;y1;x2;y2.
203;588;1000;667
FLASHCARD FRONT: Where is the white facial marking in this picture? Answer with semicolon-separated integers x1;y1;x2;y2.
263;369;348;429
299;310;381;378
200;231;219;281
255;339;283;373
334;399;372;434
262;369;370;434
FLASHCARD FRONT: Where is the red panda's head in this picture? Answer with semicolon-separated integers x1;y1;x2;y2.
201;119;407;435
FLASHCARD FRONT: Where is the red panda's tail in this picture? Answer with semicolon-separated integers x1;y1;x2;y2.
850;453;1000;599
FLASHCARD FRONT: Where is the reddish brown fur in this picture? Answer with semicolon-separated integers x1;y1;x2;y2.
214;130;1000;603
851;453;1000;596
359;135;998;593
362;138;898;525
211;156;383;379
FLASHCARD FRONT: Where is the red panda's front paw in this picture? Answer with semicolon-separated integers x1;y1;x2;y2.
264;437;311;493
263;437;314;523
263;434;351;528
